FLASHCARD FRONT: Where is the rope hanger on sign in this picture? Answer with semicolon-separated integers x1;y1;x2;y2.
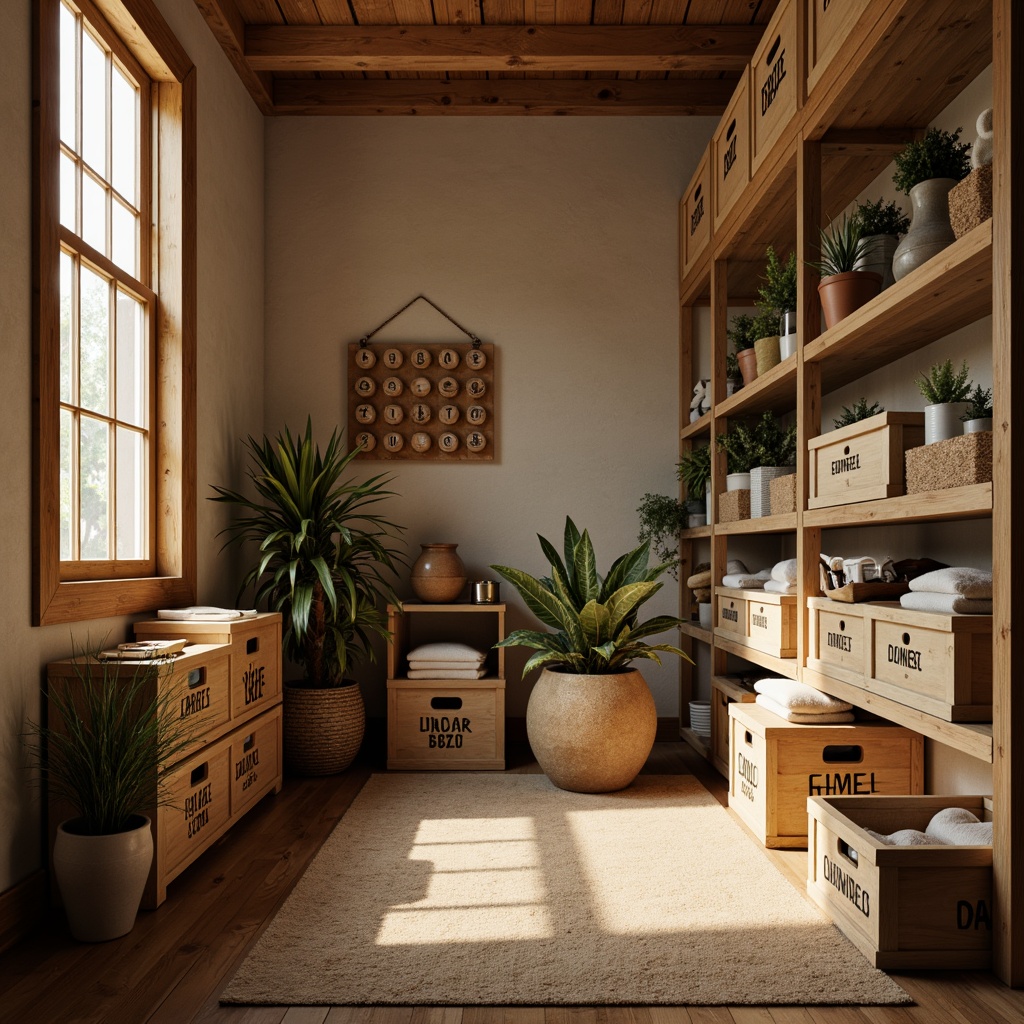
358;295;482;348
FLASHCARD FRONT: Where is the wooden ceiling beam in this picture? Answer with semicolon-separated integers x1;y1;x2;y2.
193;0;274;113
246;24;763;72
271;77;738;115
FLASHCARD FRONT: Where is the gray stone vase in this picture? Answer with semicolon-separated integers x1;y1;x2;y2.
854;234;900;289
892;178;958;282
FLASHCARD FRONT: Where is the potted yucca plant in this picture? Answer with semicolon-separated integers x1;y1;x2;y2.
812;214;882;329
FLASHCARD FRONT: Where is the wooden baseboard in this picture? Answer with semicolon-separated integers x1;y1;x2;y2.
0;870;47;954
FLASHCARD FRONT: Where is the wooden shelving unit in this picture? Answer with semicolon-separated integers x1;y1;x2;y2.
677;0;1024;984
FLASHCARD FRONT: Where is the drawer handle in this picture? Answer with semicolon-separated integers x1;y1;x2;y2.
247;637;260;655
243;733;255;752
766;36;781;66
693;183;702;201
726;118;736;141
430;697;463;710
744;730;753;747
190;763;208;786
837;838;859;866
187;668;205;689
822;744;863;764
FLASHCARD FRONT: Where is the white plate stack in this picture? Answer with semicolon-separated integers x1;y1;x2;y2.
688;700;711;737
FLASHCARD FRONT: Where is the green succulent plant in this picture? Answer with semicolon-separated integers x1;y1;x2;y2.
892;127;971;194
833;398;885;429
915;359;973;405
961;384;993;421
852;197;910;237
491;517;691;675
812;214;868;278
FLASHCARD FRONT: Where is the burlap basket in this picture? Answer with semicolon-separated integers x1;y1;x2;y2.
769;472;797;515
905;431;993;493
718;488;751;523
283;681;365;775
949;164;993;239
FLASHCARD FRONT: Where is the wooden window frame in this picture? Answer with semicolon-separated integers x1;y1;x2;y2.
33;0;196;625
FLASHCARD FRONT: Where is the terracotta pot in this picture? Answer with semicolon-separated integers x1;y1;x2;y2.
283;681;365;775
754;335;781;375
410;543;467;603
892;178;958;281
817;270;882;330
736;347;759;386
53;815;153;942
526;668;657;793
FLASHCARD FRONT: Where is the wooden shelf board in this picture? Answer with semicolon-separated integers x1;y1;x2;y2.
711;674;757;701
805;221;992;393
679;621;711;644
680;726;711;758
712;635;798;679
679;524;711;540
715;512;797;535
803;482;992;529
390;602;507;613
801;665;993;763
715;355;797;419
680;412;711;440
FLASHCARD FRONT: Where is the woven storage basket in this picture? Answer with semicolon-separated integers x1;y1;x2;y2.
751;466;795;517
905;431;993;493
718;488;751;523
769;472;797;514
283;681;365;775
949;164;993;239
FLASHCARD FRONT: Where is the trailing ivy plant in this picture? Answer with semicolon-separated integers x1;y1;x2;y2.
636;493;689;576
833;398;885;429
892;127;971;194
915;359;973;405
852;197;910;237
961;384;993;421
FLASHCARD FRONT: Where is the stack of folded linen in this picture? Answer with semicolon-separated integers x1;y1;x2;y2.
763;558;798;595
866;806;993;847
688;559;751;602
753;677;855;724
721;567;772;589
406;642;488;679
899;567;992;614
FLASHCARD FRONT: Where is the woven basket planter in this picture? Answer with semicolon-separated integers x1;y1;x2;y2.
283;681;365;775
949;164;992;239
750;466;795;517
905;431;993;494
769;473;797;515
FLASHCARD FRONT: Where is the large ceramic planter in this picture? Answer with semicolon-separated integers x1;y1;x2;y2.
818;270;882;330
726;472;751;492
283;680;365;775
924;402;971;445
411;543;467;603
53;815;153;942
526;668;657;793
854;233;899;290
892;178;958;281
753;335;781;375
736;348;758;386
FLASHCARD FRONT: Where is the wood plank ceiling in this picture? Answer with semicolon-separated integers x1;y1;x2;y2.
193;0;779;115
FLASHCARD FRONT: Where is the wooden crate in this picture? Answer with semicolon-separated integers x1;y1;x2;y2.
807;598;993;722
718;488;750;523
806;0;873;98
807;411;924;509
716;587;797;658
905;430;993;493
751;0;800;175
728;702;924;849
711;70;750;232
134;613;282;726
710;676;757;777
807;795;993;969
681;149;712;279
715;589;748;641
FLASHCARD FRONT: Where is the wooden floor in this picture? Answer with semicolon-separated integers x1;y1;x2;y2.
2;731;1023;1024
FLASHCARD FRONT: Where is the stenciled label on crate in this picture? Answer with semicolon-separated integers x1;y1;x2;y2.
241;659;266;707
183;777;215;842
737;749;759;802
821;850;871;918
420;713;474;749
760;35;788;119
235;739;262;794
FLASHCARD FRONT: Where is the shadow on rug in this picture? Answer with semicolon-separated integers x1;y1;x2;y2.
221;773;910;1006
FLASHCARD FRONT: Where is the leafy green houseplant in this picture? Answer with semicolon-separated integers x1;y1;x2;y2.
716;420;761;476
757;247;799;350
833;398;885;430
892;127;971;194
212;419;406;774
678;443;712;504
915;359;974;444
813;215;882;329
728;313;760;386
961;384;993;422
852;198;909;290
636;492;689;573
490;518;691;793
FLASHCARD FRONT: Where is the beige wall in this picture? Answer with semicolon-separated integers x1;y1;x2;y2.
263;117;714;718
0;0;265;894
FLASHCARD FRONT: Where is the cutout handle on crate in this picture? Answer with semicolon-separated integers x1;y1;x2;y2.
693;183;702;201
187;668;205;689
727;119;736;141
766;36;781;66
837;838;860;866
431;696;464;710
822;744;864;764
243;733;255;752
744;730;754;746
247;637;260;655
190;763;209;786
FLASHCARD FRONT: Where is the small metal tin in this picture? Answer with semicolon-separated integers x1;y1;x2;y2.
471;580;500;604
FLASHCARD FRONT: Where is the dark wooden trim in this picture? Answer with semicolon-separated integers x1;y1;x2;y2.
191;0;273;113
0;872;47;955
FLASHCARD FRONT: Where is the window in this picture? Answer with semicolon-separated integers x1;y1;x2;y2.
34;0;196;624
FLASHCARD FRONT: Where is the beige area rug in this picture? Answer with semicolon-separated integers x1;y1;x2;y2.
222;773;910;1007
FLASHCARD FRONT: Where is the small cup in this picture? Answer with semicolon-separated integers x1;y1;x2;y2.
471;580;499;604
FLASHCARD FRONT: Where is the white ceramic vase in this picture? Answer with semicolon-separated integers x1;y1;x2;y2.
924;402;971;444
964;417;993;434
726;472;751;492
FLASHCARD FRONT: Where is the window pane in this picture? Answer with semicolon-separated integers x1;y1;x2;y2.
79;265;109;414
116;288;146;426
59;2;76;148
111;198;137;276
81;172;106;254
116;426;145;559
79;415;109;559
60;151;76;231
60;408;74;560
81;29;106;176
60;252;73;403
111;67;136;204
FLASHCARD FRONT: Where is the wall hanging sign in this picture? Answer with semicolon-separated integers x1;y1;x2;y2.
347;296;495;461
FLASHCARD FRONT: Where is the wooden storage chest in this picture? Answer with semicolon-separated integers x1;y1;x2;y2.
728;702;924;849
711;70;750;232
806;0;873;97
716;586;797;659
807;795;993;969
680;150;712;279
807;412;925;509
710;676;757;777
807;597;993;722
750;0;800;175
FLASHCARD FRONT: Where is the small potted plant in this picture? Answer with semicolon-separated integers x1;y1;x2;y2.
892;126;971;280
678;443;713;522
725;351;742;396
852;198;909;289
915;358;973;444
961;384;993;434
812;214;881;330
833;397;885;430
715;419;761;491
636;492;690;575
491;518;691;793
750;308;784;376
728;313;758;386
757;246;799;358
746;410;798;518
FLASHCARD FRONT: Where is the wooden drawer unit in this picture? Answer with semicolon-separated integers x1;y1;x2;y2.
728;702;923;849
807;795;993;969
387;678;505;771
807;412;925;509
680;150;712;279
716;587;796;658
230;707;283;818
711;71;750;232
806;0;873;98
715;589;748;640
710;676;757;778
750;0;800;175
134;613;282;726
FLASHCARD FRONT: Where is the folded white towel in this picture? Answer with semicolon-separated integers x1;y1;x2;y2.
407;642;486;663
755;693;856;724
900;592;993;615
908;566;992;599
925;807;993;846
772;558;799;584
763;579;796;594
865;828;937;846
754;678;853;714
406;667;487;679
408;660;488;672
721;573;765;589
